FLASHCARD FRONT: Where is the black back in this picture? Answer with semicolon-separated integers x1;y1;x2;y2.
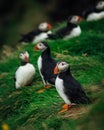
48;22;77;39
83;6;104;19
59;68;90;104
41;43;57;85
57;23;77;38
19;29;48;43
14;59;29;82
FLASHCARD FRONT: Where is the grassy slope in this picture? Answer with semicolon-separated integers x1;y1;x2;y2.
0;19;104;130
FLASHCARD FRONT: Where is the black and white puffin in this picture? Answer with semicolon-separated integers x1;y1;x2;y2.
54;61;90;114
15;51;35;89
34;41;57;93
83;1;104;21
19;22;52;44
48;15;82;40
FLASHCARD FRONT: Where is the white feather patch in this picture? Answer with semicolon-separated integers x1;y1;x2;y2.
32;31;52;44
64;26;81;39
37;56;46;85
86;12;104;21
55;76;71;105
15;63;35;89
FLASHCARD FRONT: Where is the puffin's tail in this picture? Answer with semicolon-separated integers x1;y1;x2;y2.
48;34;57;40
81;96;91;104
18;34;25;43
77;91;91;104
80;94;91;104
18;38;24;43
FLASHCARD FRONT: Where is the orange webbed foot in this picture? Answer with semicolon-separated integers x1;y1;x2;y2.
37;85;52;93
44;85;52;89
37;89;46;93
58;104;71;115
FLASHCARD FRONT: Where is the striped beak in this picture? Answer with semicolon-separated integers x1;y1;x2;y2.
47;23;52;29
54;64;59;74
78;16;82;21
25;56;29;62
34;44;39;50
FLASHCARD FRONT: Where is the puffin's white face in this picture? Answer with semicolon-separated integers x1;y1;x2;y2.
54;61;69;74
69;16;82;24
19;51;29;62
57;62;69;72
96;1;104;10
34;42;47;51
38;22;52;31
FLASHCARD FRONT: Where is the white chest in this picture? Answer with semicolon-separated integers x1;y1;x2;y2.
15;63;35;89
87;11;104;21
37;56;46;85
38;56;42;71
32;33;48;44
55;76;71;105
64;26;81;39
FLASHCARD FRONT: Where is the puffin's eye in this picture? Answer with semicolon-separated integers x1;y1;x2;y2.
73;16;76;19
39;44;42;46
100;2;102;5
61;63;64;66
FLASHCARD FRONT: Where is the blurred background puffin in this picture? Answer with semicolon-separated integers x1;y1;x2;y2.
48;15;82;40
34;41;57;93
83;1;104;21
19;22;52;44
15;51;35;89
54;61;90;114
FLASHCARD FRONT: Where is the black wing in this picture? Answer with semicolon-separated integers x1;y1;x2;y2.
41;58;57;85
55;26;71;38
19;29;42;43
48;34;58;40
63;75;90;104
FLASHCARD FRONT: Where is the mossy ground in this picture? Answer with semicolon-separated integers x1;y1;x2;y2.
0;19;104;130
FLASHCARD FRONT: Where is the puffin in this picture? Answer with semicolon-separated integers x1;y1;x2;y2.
54;61;90;114
34;41;57;93
15;51;35;89
83;1;104;21
19;22;52;44
48;15;82;40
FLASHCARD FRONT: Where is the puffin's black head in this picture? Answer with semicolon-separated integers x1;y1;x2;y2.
38;22;52;31
34;41;50;52
96;1;104;10
19;51;29;62
67;15;82;25
54;61;70;74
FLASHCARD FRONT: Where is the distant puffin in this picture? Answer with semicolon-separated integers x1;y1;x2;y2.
34;41;57;93
15;51;35;89
83;1;104;21
54;61;90;114
48;15;82;40
19;22;52;44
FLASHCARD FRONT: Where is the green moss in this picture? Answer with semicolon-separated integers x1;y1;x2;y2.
0;19;104;130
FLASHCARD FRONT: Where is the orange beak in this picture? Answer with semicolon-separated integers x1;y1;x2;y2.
34;45;39;50
78;16;82;21
25;56;29;62
47;23;52;29
54;65;59;74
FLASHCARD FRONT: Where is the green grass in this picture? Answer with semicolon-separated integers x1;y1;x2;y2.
0;19;104;130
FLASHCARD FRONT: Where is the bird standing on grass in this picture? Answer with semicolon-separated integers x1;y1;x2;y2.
48;15;82;40
34;41;57;93
19;22;52;44
54;61;90;114
83;1;104;21
15;51;35;89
